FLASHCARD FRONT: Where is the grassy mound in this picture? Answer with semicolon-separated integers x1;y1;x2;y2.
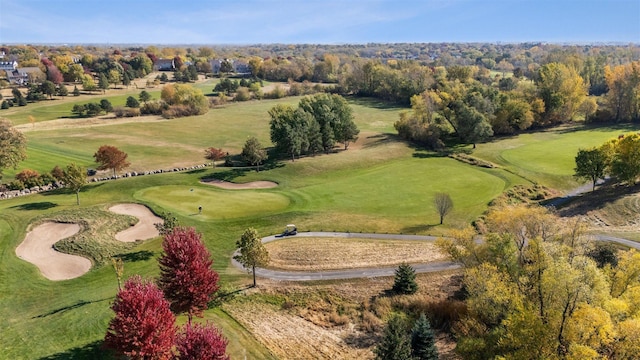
42;205;141;265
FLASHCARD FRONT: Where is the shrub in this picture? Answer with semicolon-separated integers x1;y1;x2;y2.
15;169;42;188
1;100;9;109
114;107;140;118
141;100;168;115
162;105;199;119
125;96;140;108
265;85;286;99
234;87;251;101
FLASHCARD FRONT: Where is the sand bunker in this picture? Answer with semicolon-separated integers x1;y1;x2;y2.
201;179;278;189
16;204;163;281
109;204;163;242
15;222;89;281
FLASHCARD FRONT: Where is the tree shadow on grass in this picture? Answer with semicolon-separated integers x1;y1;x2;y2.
186;168;207;174
401;224;439;235
11;202;58;211
33;298;112;319
38;340;114;360
115;250;155;263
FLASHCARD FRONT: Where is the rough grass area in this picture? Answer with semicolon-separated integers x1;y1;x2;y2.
41;206;140;265
225;270;463;360
557;183;640;236
264;237;446;271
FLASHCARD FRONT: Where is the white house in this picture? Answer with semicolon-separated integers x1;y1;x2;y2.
0;60;18;71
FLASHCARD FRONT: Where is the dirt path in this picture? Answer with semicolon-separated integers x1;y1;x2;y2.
109;204;163;242
15;222;89;281
15;204;162;281
201;179;278;190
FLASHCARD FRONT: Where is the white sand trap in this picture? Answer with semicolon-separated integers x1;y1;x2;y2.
15;222;90;281
201;179;278;189
109;204;163;242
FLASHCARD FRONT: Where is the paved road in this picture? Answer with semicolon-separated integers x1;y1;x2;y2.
231;231;640;282
231;232;460;281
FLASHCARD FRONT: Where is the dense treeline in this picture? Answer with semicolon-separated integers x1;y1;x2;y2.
437;204;640;359
269;94;359;160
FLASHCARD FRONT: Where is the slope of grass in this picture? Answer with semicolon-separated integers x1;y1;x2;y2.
472;124;640;190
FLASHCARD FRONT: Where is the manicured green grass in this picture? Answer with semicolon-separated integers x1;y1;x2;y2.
2;93;636;359
472;124;640;190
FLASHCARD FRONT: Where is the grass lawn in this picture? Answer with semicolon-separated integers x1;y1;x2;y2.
471;124;640;191
1;92;635;359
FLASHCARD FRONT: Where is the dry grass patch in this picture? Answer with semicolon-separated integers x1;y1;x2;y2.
264;237;447;271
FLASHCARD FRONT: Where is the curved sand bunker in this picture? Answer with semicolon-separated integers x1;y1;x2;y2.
109;204;162;242
16;204;163;281
16;222;89;281
201;179;278;190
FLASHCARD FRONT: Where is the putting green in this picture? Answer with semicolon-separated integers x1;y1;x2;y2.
136;185;290;219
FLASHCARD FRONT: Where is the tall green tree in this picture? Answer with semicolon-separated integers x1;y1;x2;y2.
375;314;412;360
234;228;269;287
98;73;109;94
241;136;267;172
40;80;56;99
269;104;313;161
63;163;86;205
0;119;27;183
298;93;358;153
574;147;608;191
411;314;439;360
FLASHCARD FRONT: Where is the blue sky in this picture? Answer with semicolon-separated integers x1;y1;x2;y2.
0;0;638;44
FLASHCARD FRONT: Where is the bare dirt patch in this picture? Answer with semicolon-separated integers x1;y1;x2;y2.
264;237;447;271
15;222;90;281
200;179;278;190
108;204;162;242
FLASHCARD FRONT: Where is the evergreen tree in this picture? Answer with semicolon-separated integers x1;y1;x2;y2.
375;314;412;360
393;263;418;294
73;85;80;96
411;314;439;360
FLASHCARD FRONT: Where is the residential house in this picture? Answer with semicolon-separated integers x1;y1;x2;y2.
153;58;175;71
7;67;45;85
0;60;18;72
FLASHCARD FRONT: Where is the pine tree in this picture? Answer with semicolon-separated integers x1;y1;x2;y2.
375;314;412;360
411;314;439;360
393;263;418;294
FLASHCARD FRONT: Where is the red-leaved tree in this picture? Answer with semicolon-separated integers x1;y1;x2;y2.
157;227;220;321
104;275;176;360
46;64;64;85
93;144;130;177
204;147;226;167
176;322;229;360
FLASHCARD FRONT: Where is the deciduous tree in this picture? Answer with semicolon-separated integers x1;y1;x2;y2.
434;192;453;225
241;136;267;172
176;322;229;360
63;163;86;205
93;145;130;177
204;147;226;167
234;227;269;287
0;119;27;182
574;147;607;191
157;227;220;321
104;276;176;360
